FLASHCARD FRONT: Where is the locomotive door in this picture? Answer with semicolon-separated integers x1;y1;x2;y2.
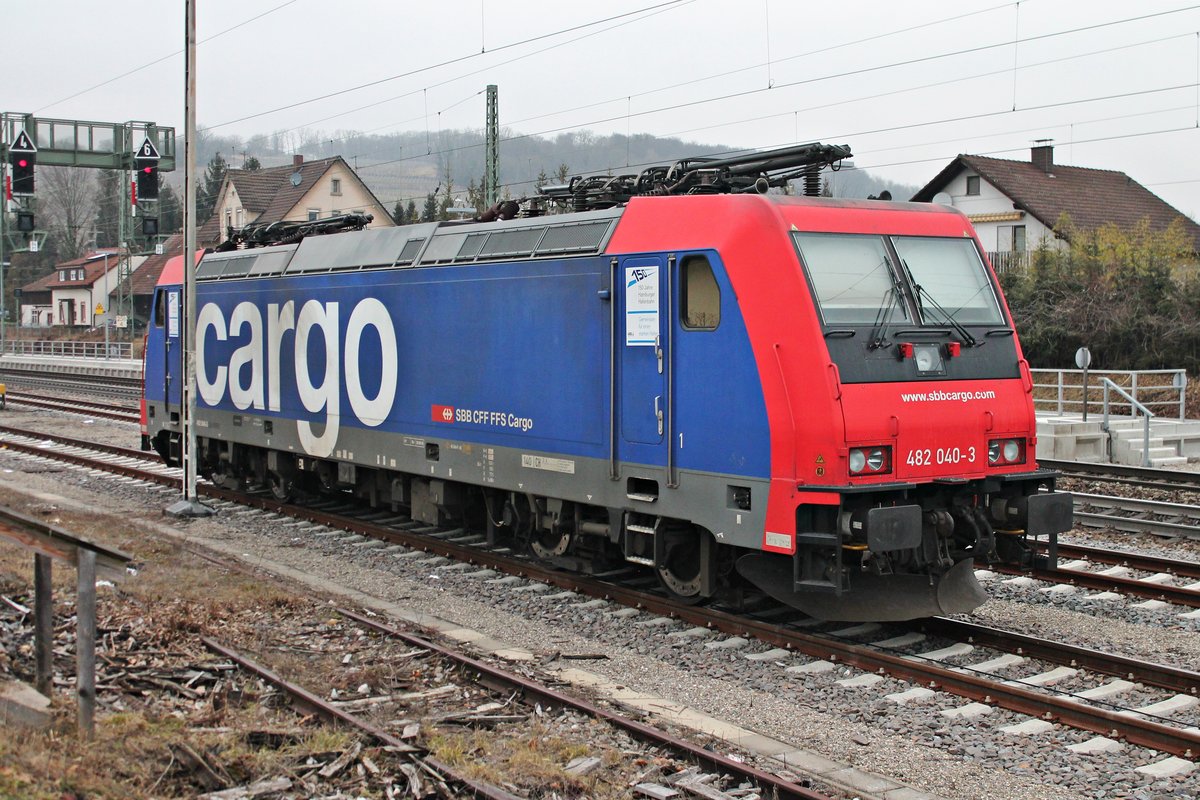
162;287;182;407
618;256;668;446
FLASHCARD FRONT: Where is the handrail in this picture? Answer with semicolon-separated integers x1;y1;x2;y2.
1031;368;1185;420
1100;378;1155;467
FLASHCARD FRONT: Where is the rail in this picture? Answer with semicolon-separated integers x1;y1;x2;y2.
0;339;133;359
1100;378;1155;467
1031;368;1185;420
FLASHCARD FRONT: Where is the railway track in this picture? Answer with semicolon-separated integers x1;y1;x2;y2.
1072;491;1200;539
2;391;140;423
0;367;142;400
2;424;1199;763
1041;458;1200;493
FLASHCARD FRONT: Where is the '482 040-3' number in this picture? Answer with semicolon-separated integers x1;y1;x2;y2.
905;446;976;466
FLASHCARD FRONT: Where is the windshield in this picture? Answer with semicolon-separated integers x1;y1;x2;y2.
792;233;911;325
891;236;1005;325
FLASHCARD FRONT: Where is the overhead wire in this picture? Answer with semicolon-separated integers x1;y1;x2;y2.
34;0;303;114
206;0;691;129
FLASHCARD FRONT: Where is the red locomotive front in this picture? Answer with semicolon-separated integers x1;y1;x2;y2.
727;197;1072;620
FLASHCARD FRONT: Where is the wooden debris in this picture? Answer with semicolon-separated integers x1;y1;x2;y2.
317;740;362;779
196;776;292;799
169;742;233;791
565;755;603;776
635;783;681;799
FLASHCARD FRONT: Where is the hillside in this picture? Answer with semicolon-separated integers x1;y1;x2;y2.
193;127;918;213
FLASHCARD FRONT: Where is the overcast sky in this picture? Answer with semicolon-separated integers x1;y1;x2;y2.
9;1;1200;217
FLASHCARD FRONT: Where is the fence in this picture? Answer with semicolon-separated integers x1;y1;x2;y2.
1031;368;1186;420
1;339;134;360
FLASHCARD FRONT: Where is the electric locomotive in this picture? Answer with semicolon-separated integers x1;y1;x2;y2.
142;143;1071;621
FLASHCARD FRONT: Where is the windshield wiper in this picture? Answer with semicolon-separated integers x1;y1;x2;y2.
899;259;979;347
868;282;903;350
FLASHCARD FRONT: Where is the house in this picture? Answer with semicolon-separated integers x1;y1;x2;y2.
200;155;393;247
18;250;147;329
120;233;184;326
911;143;1200;271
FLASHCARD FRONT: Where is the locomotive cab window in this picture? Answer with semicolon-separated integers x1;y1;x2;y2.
681;255;720;330
891;236;1005;325
153;289;166;327
793;233;910;325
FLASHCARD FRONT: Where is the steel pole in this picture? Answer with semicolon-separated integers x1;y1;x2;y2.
76;549;96;738
183;0;198;503
33;554;52;696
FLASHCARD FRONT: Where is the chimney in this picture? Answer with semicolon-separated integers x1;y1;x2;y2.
293;154;304;167
1031;139;1053;174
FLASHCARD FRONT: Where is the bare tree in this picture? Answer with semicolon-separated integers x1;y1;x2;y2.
39;166;99;260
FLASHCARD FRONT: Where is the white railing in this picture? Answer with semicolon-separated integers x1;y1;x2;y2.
986;250;1030;273
1030;368;1186;420
1100;378;1155;467
0;340;134;360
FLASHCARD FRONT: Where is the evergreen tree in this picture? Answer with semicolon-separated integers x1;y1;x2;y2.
197;152;228;225
421;192;438;222
244;156;262;171
158;180;182;234
392;199;408;225
405;200;417;225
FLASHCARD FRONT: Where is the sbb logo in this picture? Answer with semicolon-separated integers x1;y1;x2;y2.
432;404;455;423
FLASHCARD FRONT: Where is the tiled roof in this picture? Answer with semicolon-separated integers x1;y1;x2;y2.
913;154;1200;252
20;250;122;293
199;156;386;247
125;233;185;297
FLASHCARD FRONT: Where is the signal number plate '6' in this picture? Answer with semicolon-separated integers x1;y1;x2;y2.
906;446;976;466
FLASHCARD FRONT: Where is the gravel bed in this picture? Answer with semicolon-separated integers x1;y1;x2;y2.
1;412;1198;799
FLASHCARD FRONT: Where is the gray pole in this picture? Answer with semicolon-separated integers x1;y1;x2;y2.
76;549;96;739
168;0;210;517
184;0;197;502
33;553;52;696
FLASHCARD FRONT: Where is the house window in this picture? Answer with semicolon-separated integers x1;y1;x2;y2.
331;178;342;196
307;209;320;221
965;175;980;196
235;208;244;227
59;271;66;282
997;225;1027;252
225;209;233;235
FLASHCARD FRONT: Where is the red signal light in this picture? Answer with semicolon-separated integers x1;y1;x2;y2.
17;159;28;168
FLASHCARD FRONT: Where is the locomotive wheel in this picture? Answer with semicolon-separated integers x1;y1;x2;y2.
530;527;572;560
268;472;293;502
655;528;705;604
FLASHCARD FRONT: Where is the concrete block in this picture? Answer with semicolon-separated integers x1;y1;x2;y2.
827;622;881;638
940;702;993;719
744;647;791;662
871;632;926;649
1068;736;1124;754
1000;719;1054;735
703;636;749;650
1074;679;1136;700
785;659;836;675
909;643;974;662
1006;666;1078;687
0;681;51;729
836;673;884;688
964;653;1026;673
1127;693;1199;718
1135;756;1195;778
885;687;936;705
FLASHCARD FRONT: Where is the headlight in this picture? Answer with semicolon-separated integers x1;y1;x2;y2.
988;438;1025;466
849;446;892;475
